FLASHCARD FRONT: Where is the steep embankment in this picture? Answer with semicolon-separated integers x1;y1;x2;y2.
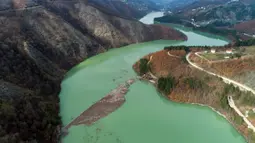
0;1;186;143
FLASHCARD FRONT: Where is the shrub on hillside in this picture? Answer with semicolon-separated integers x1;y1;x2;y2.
157;75;176;94
139;58;150;75
220;94;229;110
184;77;205;90
233;113;244;125
240;92;255;106
235;38;255;46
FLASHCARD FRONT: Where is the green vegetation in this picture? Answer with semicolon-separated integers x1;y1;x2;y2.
155;15;184;25
201;51;244;61
204;76;212;82
220;84;237;109
248;129;255;143
220;94;229;110
240;92;255;106
210;20;232;27
157;75;176;94
235;39;255;46
155;15;239;40
233;113;244;125
139;58;150;75
202;53;226;61
223;84;255;106
164;45;212;51
224;84;238;94
163;45;233;51
244;46;255;55
0;37;61;142
181;56;188;64
248;111;255;119
0;95;60;142
234;53;242;59
184;77;206;90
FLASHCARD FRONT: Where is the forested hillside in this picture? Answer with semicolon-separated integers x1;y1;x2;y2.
0;0;186;142
156;0;255;41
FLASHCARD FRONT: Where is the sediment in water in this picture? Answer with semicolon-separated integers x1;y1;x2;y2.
63;78;136;132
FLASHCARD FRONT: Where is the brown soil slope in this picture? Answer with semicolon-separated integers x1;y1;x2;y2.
191;54;255;89
134;50;255;142
234;20;255;35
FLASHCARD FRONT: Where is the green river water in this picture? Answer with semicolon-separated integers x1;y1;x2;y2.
59;22;247;143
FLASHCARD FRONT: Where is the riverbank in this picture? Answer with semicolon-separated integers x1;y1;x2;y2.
133;49;255;142
189;49;255;131
154;20;237;42
136;70;234;128
135;67;247;141
60;13;248;142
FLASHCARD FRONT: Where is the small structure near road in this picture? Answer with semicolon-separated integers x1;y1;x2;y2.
211;49;216;53
226;49;233;54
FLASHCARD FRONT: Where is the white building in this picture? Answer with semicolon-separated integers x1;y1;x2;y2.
226;49;233;54
211;49;216;53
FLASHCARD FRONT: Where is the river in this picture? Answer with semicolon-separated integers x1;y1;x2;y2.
59;12;246;143
139;12;164;24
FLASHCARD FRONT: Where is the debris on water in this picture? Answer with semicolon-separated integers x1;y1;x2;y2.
63;78;137;130
127;79;135;85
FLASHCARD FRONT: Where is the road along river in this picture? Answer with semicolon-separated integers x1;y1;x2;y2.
59;12;246;143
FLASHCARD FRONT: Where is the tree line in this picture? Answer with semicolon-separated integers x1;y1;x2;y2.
235;38;255;46
164;45;222;51
164;45;192;52
155;15;239;40
139;58;150;75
